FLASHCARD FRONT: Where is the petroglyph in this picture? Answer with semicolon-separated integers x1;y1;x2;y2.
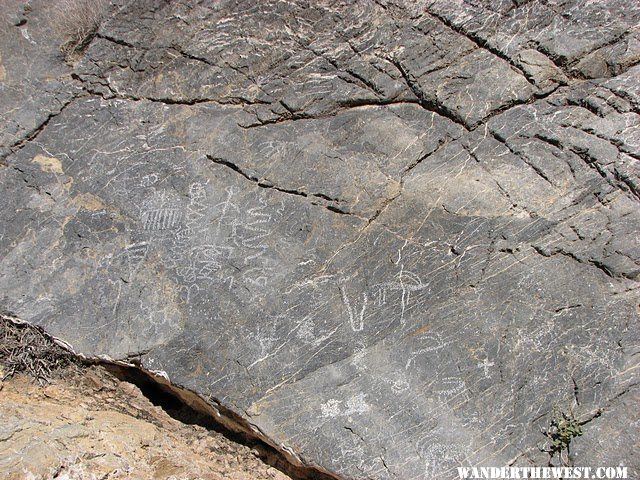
339;284;368;332
336;266;430;334
231;197;274;262
320;393;371;418
142;208;183;230
477;357;495;378
214;186;239;236
406;332;451;370
121;242;149;281
383;375;411;394
174;246;232;284
140;190;184;231
139;173;159;188
140;179;282;297
417;441;467;478
373;267;429;325
434;376;469;403
142;305;181;337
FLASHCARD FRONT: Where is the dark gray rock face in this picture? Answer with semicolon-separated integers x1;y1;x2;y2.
1;1;639;478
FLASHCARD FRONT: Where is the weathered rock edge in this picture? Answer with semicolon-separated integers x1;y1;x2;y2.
0;312;343;480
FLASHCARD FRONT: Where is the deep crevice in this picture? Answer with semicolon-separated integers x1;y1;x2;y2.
95;32;137;49
1;95;79;164
72;72;265;107
387;57;470;130
238;97;433;129
569;145;640;201
530;244;632;280
0;314;344;480
388;53;562;131
490;132;555;185
205;155;357;218
102;363;343;480
424;10;535;87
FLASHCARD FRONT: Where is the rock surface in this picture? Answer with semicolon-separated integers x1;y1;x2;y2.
0;368;291;480
1;1;639;479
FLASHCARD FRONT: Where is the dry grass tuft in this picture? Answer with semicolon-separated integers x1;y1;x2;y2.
50;0;109;59
0;313;79;385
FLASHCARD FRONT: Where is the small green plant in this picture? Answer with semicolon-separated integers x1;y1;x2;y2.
544;409;583;460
